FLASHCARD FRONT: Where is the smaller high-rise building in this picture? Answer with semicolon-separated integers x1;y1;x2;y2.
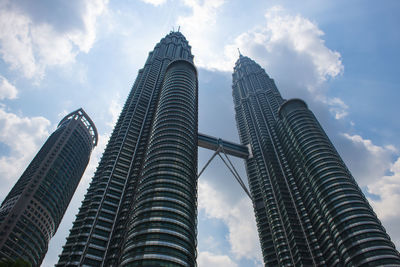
0;108;97;266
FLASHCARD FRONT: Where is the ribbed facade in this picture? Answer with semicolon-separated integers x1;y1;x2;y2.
57;32;197;267
0;108;97;266
120;60;198;266
232;55;400;266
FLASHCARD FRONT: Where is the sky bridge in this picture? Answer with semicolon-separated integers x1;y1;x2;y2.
197;132;252;199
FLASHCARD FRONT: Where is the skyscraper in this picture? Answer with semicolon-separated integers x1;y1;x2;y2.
232;54;400;266
57;32;198;267
57;32;400;267
0;108;97;266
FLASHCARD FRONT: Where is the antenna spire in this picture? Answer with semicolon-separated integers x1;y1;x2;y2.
178;26;180;32
238;48;242;56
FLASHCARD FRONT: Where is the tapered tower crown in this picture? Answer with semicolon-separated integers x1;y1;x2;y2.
58;108;98;147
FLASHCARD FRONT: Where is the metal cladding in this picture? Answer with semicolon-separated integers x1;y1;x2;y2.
120;60;198;266
232;55;400;266
0;108;97;266
57;32;197;267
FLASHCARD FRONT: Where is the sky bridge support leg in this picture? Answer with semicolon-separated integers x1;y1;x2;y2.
219;148;252;199
198;145;252;201
198;147;220;179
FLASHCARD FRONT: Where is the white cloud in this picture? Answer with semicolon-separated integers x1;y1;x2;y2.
198;251;238;267
342;133;397;155
198;180;263;263
368;157;400;221
341;133;396;186
0;107;51;199
0;75;18;100
317;96;349;119
107;94;123;128
0;3;37;78
69;0;109;53
178;0;225;32
191;5;346;119
0;0;108;79
140;0;167;6
177;0;226;68
263;6;342;82
365;154;400;250
327;97;348;119
31;24;77;67
206;5;343;79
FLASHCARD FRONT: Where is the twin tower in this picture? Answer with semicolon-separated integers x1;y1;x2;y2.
2;32;400;266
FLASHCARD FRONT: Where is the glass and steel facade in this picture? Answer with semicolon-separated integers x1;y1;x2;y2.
232;55;400;266
57;32;197;267
120;60;198;266
0;108;97;266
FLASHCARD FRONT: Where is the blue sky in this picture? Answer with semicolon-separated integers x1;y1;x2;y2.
0;0;399;266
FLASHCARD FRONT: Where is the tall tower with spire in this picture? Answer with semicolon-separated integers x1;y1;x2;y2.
56;32;400;267
57;32;198;267
232;55;400;266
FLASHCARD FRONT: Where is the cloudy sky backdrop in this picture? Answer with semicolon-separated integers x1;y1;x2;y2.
0;0;399;266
